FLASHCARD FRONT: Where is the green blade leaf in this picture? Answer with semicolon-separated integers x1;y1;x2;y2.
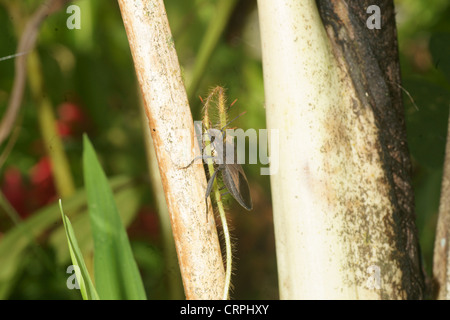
49;178;143;266
0;175;137;299
59;200;99;300
82;134;146;300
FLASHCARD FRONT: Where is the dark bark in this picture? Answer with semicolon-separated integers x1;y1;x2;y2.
316;0;426;299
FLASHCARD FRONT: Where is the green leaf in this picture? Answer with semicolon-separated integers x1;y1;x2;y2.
59;200;99;300
82;134;146;300
49;179;142;265
0;188;86;299
0;175;137;299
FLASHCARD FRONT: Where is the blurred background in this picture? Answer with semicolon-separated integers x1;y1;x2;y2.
0;0;448;299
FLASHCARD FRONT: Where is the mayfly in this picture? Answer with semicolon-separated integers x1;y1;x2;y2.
183;90;252;219
205;114;253;211
184;87;252;300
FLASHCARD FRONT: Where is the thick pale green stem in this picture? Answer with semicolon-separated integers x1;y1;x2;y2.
258;0;410;299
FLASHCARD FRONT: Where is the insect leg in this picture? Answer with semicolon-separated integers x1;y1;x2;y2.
180;155;214;169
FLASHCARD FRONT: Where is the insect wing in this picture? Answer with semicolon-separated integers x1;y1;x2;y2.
222;163;253;210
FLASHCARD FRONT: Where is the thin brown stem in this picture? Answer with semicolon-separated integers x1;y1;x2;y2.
0;0;70;146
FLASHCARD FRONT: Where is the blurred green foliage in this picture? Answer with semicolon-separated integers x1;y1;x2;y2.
396;0;450;275
0;0;448;299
